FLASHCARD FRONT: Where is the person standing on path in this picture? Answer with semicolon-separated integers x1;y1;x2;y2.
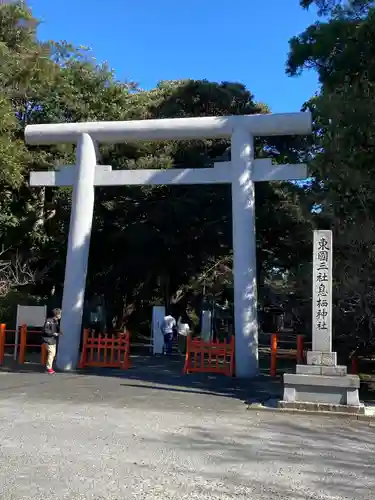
177;313;190;354
42;308;62;374
161;312;176;355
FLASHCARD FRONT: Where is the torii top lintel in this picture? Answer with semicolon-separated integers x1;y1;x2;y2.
24;112;312;145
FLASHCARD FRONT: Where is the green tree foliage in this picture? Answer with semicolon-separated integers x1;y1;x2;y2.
289;0;375;352
299;0;375;17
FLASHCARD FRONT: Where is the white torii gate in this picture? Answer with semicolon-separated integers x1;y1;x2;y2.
25;112;311;377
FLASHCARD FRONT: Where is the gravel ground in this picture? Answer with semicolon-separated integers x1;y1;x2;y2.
0;361;374;500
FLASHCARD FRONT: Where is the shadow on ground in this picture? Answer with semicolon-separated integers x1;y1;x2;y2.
142;416;375;500
80;355;282;404
1;352;374;404
0;354;281;404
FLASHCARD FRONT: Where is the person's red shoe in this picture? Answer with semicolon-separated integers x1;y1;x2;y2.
46;368;55;375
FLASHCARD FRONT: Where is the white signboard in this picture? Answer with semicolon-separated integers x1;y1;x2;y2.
15;305;47;360
312;230;333;352
201;310;212;342
151;305;165;355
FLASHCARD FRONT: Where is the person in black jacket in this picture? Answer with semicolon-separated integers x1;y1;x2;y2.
42;308;62;374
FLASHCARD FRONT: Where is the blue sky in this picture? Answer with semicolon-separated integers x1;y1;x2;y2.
29;0;320;113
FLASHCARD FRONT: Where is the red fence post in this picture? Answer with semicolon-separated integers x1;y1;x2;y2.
78;329;89;369
270;333;277;377
121;331;131;370
0;323;5;365
229;336;235;376
18;324;27;364
297;335;304;364
351;355;358;375
183;335;191;374
41;343;47;366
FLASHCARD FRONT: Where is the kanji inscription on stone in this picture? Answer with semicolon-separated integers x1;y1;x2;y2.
312;230;333;352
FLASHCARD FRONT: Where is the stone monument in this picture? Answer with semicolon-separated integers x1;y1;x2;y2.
281;230;363;413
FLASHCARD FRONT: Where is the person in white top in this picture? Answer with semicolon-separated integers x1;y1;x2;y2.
177;313;190;354
161;313;176;354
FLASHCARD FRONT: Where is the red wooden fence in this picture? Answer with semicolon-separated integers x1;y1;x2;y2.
18;325;46;365
183;335;235;377
270;333;306;377
79;329;131;370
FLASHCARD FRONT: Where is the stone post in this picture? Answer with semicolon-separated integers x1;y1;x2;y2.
281;230;363;413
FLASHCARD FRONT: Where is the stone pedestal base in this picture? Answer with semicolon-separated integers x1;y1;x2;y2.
282;350;362;412
282;372;361;407
278;400;365;415
296;363;347;377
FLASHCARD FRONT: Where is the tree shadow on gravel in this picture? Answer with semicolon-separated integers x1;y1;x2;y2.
142;417;375;500
0;354;281;407
75;355;282;403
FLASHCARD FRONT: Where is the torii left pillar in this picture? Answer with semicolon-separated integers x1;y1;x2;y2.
57;134;96;370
